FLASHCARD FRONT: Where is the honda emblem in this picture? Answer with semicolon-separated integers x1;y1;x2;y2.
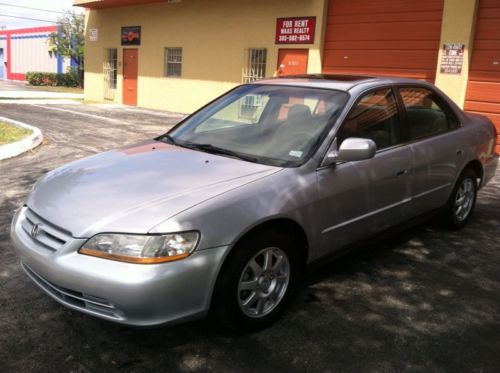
30;224;40;238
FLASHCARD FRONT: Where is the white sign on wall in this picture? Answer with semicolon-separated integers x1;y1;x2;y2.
89;28;98;42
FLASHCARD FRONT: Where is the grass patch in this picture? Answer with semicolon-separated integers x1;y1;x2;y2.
28;85;83;94
0;122;32;145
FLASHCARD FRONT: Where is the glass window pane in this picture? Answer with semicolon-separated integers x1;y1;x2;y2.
170;85;348;166
337;89;401;150
399;87;454;139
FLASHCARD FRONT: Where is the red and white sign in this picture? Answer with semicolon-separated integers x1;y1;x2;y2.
276;17;316;44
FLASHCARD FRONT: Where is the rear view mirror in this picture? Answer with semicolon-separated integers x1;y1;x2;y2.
322;137;376;166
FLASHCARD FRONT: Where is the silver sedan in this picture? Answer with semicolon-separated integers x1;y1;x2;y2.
11;75;498;331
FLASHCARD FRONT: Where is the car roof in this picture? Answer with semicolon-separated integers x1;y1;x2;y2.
253;74;431;92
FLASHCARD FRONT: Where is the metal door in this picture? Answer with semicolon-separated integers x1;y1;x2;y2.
316;146;412;256
322;0;444;81
315;88;412;256
464;0;500;153
277;49;308;76
408;135;463;217
398;86;463;216
123;49;138;106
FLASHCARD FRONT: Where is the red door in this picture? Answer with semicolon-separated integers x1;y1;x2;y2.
123;49;138;106
277;49;309;76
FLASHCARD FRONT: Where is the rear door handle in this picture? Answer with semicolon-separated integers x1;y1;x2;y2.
456;149;464;156
396;170;408;176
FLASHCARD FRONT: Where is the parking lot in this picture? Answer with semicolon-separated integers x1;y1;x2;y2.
1;102;499;372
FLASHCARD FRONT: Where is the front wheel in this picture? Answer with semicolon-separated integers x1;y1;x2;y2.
442;168;478;229
212;230;300;332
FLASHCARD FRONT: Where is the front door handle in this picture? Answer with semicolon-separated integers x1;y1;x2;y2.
456;149;464;156
396;169;408;177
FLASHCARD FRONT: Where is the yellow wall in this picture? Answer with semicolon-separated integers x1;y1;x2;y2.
84;0;327;113
434;0;479;108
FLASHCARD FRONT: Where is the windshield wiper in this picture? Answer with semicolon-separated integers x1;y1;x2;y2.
160;134;177;145
184;143;259;163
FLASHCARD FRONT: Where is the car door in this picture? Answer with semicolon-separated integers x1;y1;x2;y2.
316;88;412;257
397;87;463;216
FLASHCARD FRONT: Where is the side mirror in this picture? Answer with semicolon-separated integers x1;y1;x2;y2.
322;137;376;166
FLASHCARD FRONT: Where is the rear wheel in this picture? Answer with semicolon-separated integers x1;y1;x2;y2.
442;168;478;229
212;230;300;332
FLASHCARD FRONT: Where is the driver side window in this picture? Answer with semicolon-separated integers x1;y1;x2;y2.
337;89;401;150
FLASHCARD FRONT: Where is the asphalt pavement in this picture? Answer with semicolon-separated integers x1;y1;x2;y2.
0;102;499;372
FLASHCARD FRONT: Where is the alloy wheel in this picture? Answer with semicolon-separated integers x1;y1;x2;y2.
454;178;475;222
237;247;290;318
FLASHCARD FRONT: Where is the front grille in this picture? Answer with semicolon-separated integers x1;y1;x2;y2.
22;263;122;320
21;208;72;252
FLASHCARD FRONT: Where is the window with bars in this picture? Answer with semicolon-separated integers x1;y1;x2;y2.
240;48;267;119
103;48;117;100
242;48;267;83
165;48;182;77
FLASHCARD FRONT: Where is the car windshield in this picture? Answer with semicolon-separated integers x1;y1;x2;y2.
163;84;349;167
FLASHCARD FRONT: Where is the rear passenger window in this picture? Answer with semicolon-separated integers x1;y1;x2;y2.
399;87;458;140
337;89;401;150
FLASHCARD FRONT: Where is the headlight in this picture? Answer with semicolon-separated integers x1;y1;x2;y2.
79;232;199;264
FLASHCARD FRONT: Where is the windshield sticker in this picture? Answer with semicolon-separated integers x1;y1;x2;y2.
289;150;303;158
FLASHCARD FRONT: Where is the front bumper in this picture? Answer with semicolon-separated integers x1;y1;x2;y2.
10;207;229;326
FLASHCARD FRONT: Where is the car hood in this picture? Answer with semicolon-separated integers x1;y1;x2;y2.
27;140;280;238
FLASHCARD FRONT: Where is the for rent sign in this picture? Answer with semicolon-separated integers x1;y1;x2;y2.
276;17;316;44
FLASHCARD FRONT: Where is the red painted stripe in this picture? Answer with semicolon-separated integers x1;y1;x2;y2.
9;73;26;81
0;26;57;36
6;33;11;80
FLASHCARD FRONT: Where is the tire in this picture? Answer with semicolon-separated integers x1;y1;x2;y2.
442;168;478;230
212;230;300;332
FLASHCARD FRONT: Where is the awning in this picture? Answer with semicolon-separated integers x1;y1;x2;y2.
74;0;169;9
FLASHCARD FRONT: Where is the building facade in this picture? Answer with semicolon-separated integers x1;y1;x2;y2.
0;26;72;81
76;0;500;151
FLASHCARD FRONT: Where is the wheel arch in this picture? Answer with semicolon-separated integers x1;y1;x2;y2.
213;217;310;287
463;159;484;187
232;218;309;271
208;217;309;321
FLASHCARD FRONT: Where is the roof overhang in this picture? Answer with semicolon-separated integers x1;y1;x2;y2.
74;0;169;9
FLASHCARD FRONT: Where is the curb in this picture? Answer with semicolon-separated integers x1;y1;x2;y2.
0;116;43;161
